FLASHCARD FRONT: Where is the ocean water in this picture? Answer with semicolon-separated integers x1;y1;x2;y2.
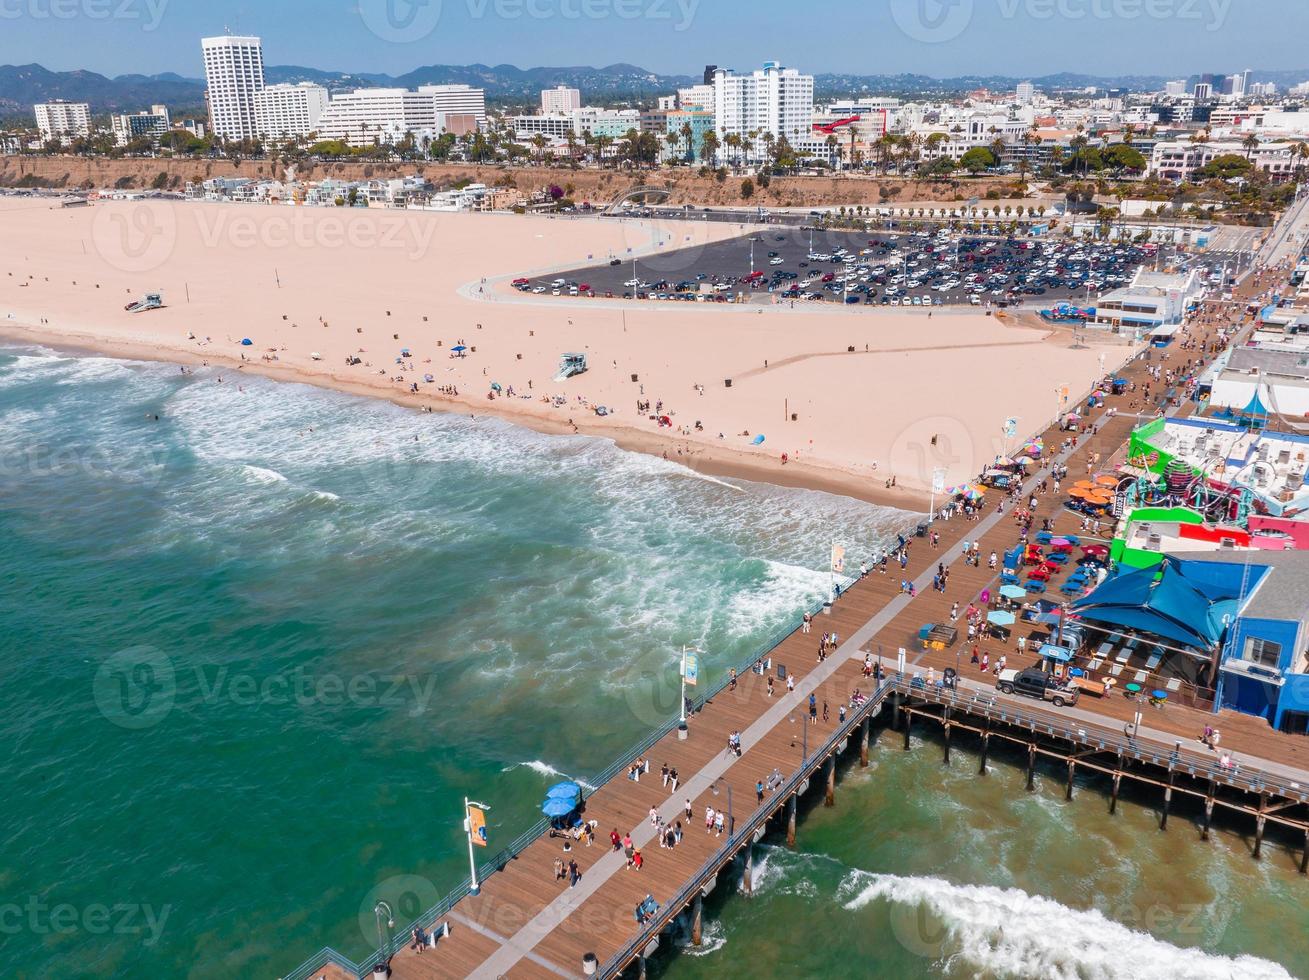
661;735;1309;980
0;344;915;978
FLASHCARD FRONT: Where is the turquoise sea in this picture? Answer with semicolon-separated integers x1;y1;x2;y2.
1;344;1305;979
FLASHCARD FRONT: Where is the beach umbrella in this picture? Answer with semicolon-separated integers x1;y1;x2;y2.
545;781;582;801
1096;475;1120;487
987;610;1016;626
1068;488;1089;499
1000;584;1026;599
451;345;468;352
1050;537;1070;547
542;797;577;818
1072;480;1096;490
240;338;253;345
752;434;766;445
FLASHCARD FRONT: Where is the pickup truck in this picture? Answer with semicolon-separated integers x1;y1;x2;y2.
996;668;1079;707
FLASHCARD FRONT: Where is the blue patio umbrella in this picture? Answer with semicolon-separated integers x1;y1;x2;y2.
999;585;1026;600
451;345;468;352
542;796;577;818
240;338;253;345
545;781;581;801
752;434;766;445
987;610;1016;626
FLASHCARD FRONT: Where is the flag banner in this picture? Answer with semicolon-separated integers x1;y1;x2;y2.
830;544;846;575
467;804;488;847
682;651;699;686
931;470;946;494
1003;417;1018;439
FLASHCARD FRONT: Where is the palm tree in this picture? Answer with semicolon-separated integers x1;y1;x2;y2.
664;131;680;164
1242;132;1260;161
530;133;548;165
825;133;839;169
680;121;693;161
700;129;719;165
1294;141;1309;182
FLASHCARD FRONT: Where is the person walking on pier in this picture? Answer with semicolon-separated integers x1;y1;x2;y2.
756;780;765;804
610;828;621;851
623;834;635;867
705;806;716;833
669;768;679;792
554;857;566;881
714;810;725;837
802;612;812;634
685;799;693;821
661;763;670;787
809;693;818;721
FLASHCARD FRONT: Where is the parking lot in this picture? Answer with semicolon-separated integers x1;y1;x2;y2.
515;227;1171;309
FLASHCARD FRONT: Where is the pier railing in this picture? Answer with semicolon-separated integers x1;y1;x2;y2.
279;593;850;980
598;677;894;978
899;680;1309;801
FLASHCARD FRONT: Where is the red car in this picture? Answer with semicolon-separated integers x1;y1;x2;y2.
511;277;530;286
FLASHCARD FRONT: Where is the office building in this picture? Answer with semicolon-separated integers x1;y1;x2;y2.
1016;81;1035;104
201;35;265;142
1164;80;1187;97
254;83;329;140
712;61;814;162
33;100;91;141
541;85;581;114
418;84;486;129
110;105;170;146
315;88;437;147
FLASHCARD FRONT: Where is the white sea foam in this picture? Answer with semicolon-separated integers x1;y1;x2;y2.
307;490;340;502
500;760;597;791
242;464;288;484
839;872;1293;980
678;917;727;956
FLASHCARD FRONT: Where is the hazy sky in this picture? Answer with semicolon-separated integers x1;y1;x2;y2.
1;0;1306;79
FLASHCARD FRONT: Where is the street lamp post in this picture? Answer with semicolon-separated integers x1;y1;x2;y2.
373;901;394;973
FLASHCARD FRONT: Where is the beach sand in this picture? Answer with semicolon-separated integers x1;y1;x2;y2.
0;197;1130;507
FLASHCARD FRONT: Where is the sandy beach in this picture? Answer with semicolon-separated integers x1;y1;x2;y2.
0;197;1131;507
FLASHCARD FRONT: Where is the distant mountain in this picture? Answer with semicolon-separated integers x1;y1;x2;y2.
0;64;205;114
2;61;1307;120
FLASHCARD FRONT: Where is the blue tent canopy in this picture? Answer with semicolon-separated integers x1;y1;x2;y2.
1039;643;1072;663
1069;557;1240;650
542;797;577;818
546;781;581;801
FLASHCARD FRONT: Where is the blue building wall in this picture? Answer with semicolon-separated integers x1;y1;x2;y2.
1218;616;1302;724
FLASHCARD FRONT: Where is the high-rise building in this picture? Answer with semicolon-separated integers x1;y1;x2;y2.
1015;81;1035;104
315;88;437;147
1193;82;1212;102
33;100;91;141
418;84;486;129
254;82;329;140
1164;80;1187;97
110;104;171;146
201;35;265;142
541;85;581;114
712;61;814;162
677;84;715;111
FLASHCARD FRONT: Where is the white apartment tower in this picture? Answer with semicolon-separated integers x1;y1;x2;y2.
33;101;91;141
315;89;437;147
1015;81;1035;104
417;84;487;129
712;62;814;162
201;35;265;142
541;85;581;114
255;82;329;139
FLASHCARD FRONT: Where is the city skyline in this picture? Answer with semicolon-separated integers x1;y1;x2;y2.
1;0;1308;80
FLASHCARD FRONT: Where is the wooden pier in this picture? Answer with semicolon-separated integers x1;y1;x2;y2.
281;261;1309;980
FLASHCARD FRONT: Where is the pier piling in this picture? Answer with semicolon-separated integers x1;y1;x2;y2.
742;844;753;897
824;755;836;807
942;707;952;765
1110;754;1123;815
1065;760;1075;802
859;717;870;768
785;793;796;849
979;728;989;776
691;894;702;946
1255;793;1269;860
1202;780;1216;841
1161;768;1175;831
903;709;912;751
1025;743;1036;792
1301;828;1309;875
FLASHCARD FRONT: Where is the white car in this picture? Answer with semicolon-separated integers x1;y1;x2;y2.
769;257;784;265
623;278;639;287
532;286;546;294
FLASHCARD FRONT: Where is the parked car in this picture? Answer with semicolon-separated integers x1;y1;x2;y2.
995;668;1079;707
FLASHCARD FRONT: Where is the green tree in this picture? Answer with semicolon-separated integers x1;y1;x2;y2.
959;146;996;174
740;177;754;199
